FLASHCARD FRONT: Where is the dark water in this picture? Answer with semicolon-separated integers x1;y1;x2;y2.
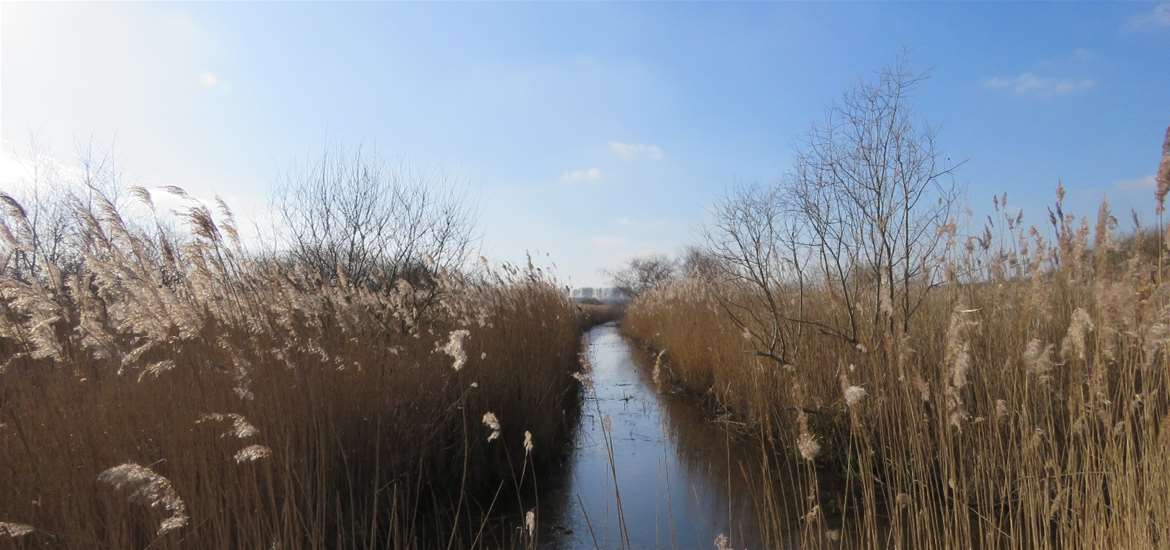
540;323;761;549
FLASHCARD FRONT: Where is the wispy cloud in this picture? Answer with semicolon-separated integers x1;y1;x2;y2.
1129;2;1170;30
982;73;1096;97
1114;174;1156;192
560;167;602;183
609;141;664;161
0;142;85;188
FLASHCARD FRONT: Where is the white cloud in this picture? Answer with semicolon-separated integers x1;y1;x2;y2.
983;73;1096;97
199;71;219;89
1129;2;1170;29
609;141;664;161
0;149;32;188
560;167;602;183
1114;174;1156;191
0;142;86;189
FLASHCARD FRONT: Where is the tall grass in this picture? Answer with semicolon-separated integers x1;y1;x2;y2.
625;191;1170;548
0;190;583;549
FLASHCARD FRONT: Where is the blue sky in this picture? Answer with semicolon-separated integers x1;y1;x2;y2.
2;2;1168;287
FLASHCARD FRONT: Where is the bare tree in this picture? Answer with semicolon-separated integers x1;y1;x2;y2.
792;63;959;337
271;147;475;290
703;184;817;365
678;245;721;280
0;139;114;281
702;63;960;366
607;255;677;298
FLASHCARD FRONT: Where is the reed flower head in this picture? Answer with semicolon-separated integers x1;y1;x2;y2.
440;329;470;371
570;371;593;389
97;463;189;536
234;445;272;463
0;522;34;538
879;286;894;317
1156;125;1170;214
1023;339;1055;385
482;412;501;442
524;509;536;538
1061;308;1094;362
138;360;177;382
796;411;820;461
523;430;534;454
843;385;867;407
944;306;979;428
198;413;259;439
714;533;732;550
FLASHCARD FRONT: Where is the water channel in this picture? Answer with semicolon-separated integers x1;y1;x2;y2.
540;322;762;549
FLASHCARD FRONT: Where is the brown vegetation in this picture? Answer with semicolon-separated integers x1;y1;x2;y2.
623;91;1170;545
0;187;583;549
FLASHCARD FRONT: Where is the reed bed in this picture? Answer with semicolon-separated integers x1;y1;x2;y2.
625;192;1170;548
0;190;582;549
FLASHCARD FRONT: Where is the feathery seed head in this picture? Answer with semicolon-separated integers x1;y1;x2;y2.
482;412;501;442
1156;125;1170;214
440;329;470;371
524;509;536;538
234;445;272;463
844;385;867;407
1023;339;1055;385
944;306;979;429
0;522;35;538
1061;308;1095;362
97;463;188;536
796;411;820;461
197;413;260;439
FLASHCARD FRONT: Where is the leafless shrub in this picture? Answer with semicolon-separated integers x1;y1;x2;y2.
271;146;475;293
606;254;677;298
700;63;959;366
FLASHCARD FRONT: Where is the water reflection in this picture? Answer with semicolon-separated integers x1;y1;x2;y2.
541;323;761;549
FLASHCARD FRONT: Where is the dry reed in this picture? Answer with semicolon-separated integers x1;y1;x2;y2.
625;187;1170;548
0;190;583;549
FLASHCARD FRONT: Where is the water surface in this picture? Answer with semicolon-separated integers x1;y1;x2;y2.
541;323;760;549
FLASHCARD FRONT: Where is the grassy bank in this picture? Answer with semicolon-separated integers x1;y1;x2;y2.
0;194;583;549
625;197;1170;548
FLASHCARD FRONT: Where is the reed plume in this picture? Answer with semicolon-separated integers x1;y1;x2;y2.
97;463;189;536
1156;125;1170;214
